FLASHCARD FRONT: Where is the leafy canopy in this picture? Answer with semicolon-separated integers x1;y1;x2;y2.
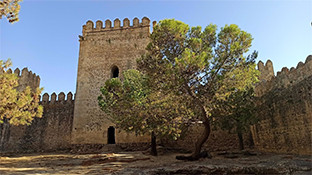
98;69;193;140
138;19;259;118
99;19;259;149
213;88;258;133
0;59;43;125
0;1;42;125
0;0;22;23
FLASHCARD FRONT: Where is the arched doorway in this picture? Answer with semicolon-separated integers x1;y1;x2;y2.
111;66;119;78
107;126;116;144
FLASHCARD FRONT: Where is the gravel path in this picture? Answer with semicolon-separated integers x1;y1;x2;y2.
0;151;311;174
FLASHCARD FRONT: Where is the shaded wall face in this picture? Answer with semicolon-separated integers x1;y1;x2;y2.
251;56;312;155
2;100;74;152
72;20;151;144
162;124;253;152
251;75;312;155
41;100;74;150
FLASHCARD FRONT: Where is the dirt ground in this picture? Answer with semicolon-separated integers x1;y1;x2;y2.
0;150;311;175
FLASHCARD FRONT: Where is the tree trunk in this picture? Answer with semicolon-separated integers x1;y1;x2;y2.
150;131;157;156
237;128;244;150
190;116;210;159
176;106;211;161
0;118;10;151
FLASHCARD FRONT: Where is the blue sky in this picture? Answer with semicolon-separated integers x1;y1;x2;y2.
1;0;311;95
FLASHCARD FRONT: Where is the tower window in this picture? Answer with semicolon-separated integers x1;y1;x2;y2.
111;66;119;78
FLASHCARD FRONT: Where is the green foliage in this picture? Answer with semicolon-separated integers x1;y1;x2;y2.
98;69;193;140
0;1;42;131
138;19;259;155
99;19;259;153
0;59;43;125
213;88;258;133
0;0;22;23
138;19;259;119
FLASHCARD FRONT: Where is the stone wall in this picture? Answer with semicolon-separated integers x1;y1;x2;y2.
0;67;40;152
72;17;152;144
162;124;253;152
251;55;312;155
1;17;311;155
162;56;312;155
5;67;40;92
1;92;74;152
40;92;74;151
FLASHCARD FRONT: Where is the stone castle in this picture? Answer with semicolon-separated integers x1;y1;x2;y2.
1;17;311;155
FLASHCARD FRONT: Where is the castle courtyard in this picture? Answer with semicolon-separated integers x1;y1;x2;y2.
1;1;311;174
0;150;311;175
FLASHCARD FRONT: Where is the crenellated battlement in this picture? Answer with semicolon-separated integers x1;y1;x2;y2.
5;67;40;91
7;67;40;84
257;60;274;82
256;55;312;96
41;92;75;104
81;17;152;36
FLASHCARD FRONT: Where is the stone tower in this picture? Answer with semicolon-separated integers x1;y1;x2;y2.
72;17;151;144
